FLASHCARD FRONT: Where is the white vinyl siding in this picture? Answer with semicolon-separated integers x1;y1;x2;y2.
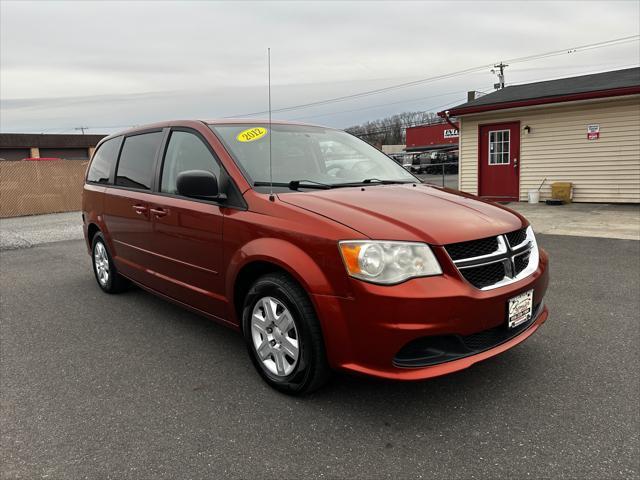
458;95;640;203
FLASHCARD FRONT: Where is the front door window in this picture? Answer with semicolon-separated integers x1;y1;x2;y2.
160;131;221;195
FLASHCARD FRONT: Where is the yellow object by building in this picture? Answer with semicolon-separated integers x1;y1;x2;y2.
551;182;573;203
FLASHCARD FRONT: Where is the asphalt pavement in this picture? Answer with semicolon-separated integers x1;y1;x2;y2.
1;235;639;479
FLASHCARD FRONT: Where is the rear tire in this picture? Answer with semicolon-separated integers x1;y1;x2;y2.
91;232;128;293
242;272;331;395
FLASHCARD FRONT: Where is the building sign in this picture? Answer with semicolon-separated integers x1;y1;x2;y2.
444;128;459;138
587;124;600;140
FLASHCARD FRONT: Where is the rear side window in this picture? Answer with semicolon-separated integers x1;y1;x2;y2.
86;137;121;184
160;131;221;194
115;132;163;190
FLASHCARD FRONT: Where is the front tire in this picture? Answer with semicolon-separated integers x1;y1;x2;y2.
91;232;128;293
242;272;331;395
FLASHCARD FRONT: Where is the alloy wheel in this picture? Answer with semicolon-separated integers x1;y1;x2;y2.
94;242;110;286
250;296;300;376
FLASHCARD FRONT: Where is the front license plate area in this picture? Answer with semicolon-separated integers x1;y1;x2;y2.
508;289;533;329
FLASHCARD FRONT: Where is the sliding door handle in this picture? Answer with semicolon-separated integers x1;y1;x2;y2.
150;207;168;218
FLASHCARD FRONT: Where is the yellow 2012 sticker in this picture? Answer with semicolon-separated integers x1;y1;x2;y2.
236;127;268;142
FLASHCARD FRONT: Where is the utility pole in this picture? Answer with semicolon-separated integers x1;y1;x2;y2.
492;62;508;90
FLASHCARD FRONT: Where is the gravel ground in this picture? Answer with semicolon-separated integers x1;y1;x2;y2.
1;235;638;479
0;212;83;250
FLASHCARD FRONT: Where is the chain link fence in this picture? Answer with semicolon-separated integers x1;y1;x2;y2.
414;162;459;189
0;161;88;218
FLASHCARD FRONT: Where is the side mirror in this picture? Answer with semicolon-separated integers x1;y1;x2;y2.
176;170;226;201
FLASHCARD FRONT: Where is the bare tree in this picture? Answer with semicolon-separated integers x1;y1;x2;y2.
345;111;442;145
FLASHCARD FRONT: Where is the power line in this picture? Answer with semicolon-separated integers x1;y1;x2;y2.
303;61;638;128
228;35;639;118
27;124;138;134
347;98;468;137
290;89;473;121
228;66;488;117
506;62;640;87
346;62;640;137
347;59;640;138
503;35;638;65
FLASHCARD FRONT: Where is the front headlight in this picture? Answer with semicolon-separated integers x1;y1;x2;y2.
338;240;443;285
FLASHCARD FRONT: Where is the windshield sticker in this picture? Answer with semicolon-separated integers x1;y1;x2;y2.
237;127;268;143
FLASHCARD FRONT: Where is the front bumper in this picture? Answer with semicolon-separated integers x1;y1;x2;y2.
312;248;549;381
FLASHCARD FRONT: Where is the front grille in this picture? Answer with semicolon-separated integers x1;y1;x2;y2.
445;236;499;261
513;251;530;275
506;228;527;248
460;262;506;289
460;328;505;350
445;227;537;290
460;301;541;350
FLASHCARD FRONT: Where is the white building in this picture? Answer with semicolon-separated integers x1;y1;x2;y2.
440;67;640;203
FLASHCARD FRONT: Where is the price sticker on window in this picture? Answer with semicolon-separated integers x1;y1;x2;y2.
237;127;268;143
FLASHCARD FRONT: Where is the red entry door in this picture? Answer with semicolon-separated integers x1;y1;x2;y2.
478;122;520;201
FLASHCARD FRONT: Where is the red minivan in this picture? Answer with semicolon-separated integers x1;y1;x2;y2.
82;120;549;394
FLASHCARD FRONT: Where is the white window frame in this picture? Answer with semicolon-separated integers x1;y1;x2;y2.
488;129;510;165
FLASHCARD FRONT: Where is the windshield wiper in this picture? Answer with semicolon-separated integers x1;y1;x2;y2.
253;178;415;191
327;178;414;187
361;178;414;184
288;179;333;190
253;180;332;191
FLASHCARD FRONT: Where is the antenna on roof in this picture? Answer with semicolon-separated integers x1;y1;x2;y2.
268;48;275;202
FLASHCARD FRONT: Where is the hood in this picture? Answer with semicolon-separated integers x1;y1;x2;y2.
278;184;525;245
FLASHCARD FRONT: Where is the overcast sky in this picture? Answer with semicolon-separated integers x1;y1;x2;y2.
1;0;639;134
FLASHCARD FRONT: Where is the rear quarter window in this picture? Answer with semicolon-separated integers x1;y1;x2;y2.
115;132;163;190
86;137;121;184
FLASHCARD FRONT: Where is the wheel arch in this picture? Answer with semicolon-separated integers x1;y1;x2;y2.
84;217;117;256
227;238;337;326
87;223;101;244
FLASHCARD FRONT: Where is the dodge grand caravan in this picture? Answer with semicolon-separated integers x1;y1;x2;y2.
83;120;549;394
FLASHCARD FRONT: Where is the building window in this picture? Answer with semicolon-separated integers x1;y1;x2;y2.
488;130;510;165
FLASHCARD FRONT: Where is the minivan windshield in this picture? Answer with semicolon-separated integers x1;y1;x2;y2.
209;124;417;189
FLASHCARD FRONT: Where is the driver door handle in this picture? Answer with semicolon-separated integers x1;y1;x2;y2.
132;204;148;215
